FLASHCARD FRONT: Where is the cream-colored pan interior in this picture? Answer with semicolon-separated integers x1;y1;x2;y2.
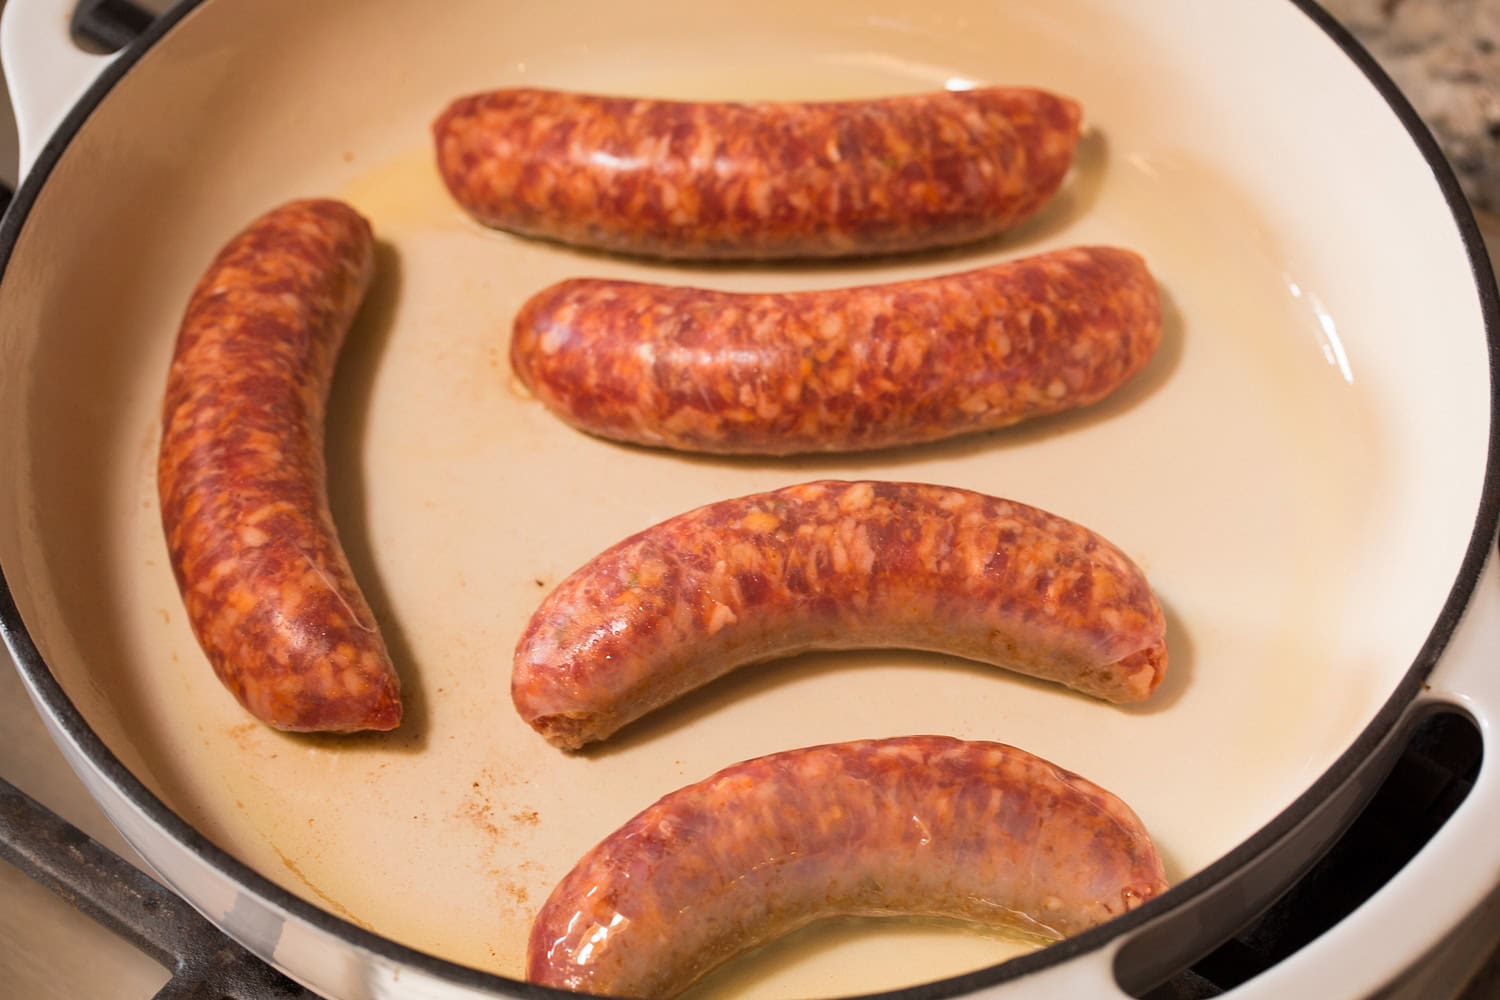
0;0;1491;995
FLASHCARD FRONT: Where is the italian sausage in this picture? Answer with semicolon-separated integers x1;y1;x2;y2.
513;481;1165;749
511;245;1160;455
158;199;402;732
528;735;1169;998
433;86;1082;259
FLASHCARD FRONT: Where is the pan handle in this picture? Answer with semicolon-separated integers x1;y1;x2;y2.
0;0;121;182
1208;540;1500;998
1029;542;1500;1000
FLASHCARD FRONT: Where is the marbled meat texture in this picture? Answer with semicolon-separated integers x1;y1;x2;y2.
433;86;1082;259
511;245;1160;455
158;199;402;732
513;481;1166;749
527;735;1169;998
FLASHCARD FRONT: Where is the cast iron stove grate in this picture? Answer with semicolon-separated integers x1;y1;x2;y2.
0;775;312;999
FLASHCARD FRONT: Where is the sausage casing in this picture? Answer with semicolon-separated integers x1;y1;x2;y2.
158;199;401;732
527;735;1169;998
512;481;1166;749
433;86;1082;260
511;245;1160;455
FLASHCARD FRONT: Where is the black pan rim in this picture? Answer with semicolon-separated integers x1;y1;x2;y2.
0;0;1496;997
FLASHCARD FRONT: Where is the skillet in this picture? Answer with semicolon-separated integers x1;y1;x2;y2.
2;0;1499;996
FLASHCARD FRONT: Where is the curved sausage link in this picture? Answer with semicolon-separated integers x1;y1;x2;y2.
511;245;1160;455
513;481;1165;749
158;199;402;732
527;735;1169;997
433;86;1082;260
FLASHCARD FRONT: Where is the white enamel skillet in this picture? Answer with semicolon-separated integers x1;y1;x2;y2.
1;0;1498;996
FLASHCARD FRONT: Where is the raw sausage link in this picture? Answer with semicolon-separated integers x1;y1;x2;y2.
433;86;1082;259
158;199;402;732
513;481;1165;749
511;245;1160;455
527;735;1169;998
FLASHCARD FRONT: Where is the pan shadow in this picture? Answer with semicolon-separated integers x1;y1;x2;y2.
494;128;1110;278
577;637;1181;762
1120;592;1194;716
315;240;431;754
576;650;1024;760
679;914;1046;1000
577;274;1184;475
1148;837;1192;888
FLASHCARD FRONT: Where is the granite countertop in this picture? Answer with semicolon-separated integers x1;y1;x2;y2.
1327;0;1500;217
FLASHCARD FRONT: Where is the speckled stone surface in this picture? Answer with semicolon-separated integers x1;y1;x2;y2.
1324;0;1500;212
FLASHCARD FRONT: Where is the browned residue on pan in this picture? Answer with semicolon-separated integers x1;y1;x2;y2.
455;767;548;922
273;846;372;929
458;768;544;838
493;865;538;908
458;777;503;840
228;722;259;745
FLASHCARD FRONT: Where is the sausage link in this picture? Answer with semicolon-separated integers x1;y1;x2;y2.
433;86;1081;260
511;245;1160;455
513;481;1165;749
158;199;401;732
527;735;1169;998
